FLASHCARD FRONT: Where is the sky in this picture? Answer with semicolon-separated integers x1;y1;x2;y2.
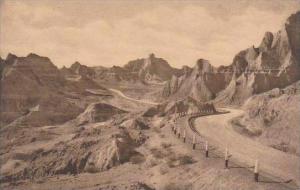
0;0;299;68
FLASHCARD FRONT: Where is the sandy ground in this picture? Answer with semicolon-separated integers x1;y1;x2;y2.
187;108;300;186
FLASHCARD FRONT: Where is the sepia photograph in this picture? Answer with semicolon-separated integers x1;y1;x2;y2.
0;0;299;189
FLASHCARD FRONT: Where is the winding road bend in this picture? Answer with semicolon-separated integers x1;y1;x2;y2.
109;89;299;186
178;108;300;186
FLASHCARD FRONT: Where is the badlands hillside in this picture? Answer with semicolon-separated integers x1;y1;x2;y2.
0;10;299;190
163;11;300;104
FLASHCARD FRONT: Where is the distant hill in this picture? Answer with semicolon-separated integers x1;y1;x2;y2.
0;53;108;126
93;53;183;84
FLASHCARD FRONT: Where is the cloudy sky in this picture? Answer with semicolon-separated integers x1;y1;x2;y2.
0;0;299;68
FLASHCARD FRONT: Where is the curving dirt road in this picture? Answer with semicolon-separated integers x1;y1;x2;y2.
191;108;300;186
109;88;159;105
98;88;300;186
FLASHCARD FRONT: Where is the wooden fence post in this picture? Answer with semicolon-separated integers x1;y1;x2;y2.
254;160;259;182
225;147;229;168
192;134;196;150
205;141;208;157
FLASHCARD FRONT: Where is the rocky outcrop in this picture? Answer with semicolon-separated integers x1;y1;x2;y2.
286;12;300;66
161;96;216;115
121;117;149;130
232;81;300;155
60;61;97;82
162;59;232;102
162;66;193;97
69;61;96;78
162;75;179;97
84;132;136;172
259;32;274;52
144;96;216;117
137;53;178;82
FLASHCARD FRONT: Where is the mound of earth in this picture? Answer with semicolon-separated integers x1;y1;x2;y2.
232;81;300;155
0;126;140;183
97;182;155;190
121;117;150;130
76;103;128;125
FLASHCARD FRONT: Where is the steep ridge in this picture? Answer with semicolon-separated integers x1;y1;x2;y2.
215;11;300;105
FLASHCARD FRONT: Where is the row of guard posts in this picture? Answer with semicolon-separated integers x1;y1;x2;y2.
172;111;260;182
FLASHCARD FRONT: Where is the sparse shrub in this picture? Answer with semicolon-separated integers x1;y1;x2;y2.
146;158;158;168
161;142;172;149
163;182;192;190
153;127;161;133
130;154;145;164
159;123;165;128
167;155;195;168
249;127;262;136
159;164;169;175
178;155;195;165
150;148;164;159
